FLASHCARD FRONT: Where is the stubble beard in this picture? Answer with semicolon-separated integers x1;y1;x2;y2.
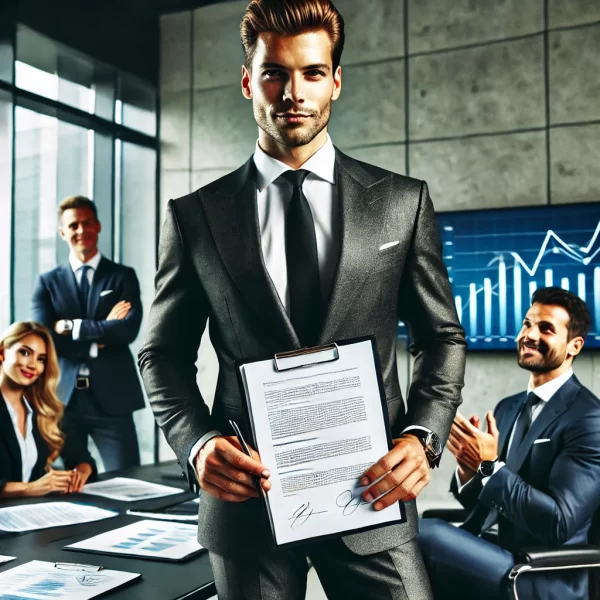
517;344;565;373
255;101;331;148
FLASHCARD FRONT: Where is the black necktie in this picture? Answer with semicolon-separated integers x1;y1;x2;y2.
506;392;541;466
282;169;324;347
78;265;91;317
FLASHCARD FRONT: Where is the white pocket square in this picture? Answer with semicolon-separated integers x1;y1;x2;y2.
533;438;551;444
100;290;113;297
379;240;399;251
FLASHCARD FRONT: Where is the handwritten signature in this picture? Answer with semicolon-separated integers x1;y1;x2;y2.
336;490;369;516
288;503;327;529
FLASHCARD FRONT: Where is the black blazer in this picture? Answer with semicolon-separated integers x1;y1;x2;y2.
31;256;145;416
0;397;97;493
139;150;467;557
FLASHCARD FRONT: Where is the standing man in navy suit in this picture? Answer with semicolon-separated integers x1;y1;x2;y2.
32;196;144;471
419;287;600;600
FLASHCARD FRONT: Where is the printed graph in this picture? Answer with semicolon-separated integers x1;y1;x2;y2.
436;204;600;350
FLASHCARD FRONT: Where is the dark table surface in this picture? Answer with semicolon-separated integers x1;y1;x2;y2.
0;461;215;600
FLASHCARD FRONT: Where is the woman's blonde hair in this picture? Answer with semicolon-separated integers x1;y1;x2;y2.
0;321;64;463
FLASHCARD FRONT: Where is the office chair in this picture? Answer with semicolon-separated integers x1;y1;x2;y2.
421;507;600;600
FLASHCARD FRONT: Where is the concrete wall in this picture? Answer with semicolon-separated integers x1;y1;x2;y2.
159;0;600;507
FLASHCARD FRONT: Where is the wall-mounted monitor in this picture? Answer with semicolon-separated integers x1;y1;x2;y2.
433;203;600;350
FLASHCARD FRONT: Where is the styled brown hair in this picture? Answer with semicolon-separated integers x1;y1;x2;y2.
0;322;65;464
240;0;345;70
58;195;98;221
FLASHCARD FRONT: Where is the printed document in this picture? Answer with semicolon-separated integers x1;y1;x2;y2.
0;560;140;599
0;502;117;533
81;477;183;502
66;519;204;562
239;338;404;546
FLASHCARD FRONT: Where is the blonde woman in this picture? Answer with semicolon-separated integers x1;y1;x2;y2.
0;321;96;497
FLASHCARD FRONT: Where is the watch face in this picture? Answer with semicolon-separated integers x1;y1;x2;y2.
479;461;496;478
428;432;442;456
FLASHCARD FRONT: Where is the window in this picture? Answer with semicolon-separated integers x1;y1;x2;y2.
0;91;12;329
13;107;93;321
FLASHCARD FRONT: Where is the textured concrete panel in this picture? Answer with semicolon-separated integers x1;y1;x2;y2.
161;11;192;93
549;0;600;28
549;25;600;124
191;86;257;170
161;90;191;170
192;169;234;190
410;37;545;139
328;60;404;148
410;0;543;53
344;144;406;175
335;0;403;64
161;170;191;219
193;0;246;90
551;125;600;204
410;132;547;211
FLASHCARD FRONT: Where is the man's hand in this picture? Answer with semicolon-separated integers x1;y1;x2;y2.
54;320;72;335
106;300;131;321
359;435;430;510
195;436;271;502
447;412;499;473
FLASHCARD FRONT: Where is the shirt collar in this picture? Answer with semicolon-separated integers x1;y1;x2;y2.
527;367;574;402
253;133;336;192
69;251;102;274
4;396;33;420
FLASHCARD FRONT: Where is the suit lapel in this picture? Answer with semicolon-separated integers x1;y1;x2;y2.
60;264;84;318
497;393;525;461
88;257;111;318
0;396;22;480
510;376;580;472
201;159;299;350
319;150;391;343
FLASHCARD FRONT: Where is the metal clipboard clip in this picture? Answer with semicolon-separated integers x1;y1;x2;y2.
273;342;340;372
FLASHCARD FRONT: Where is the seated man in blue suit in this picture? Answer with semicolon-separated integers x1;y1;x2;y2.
31;195;145;471
419;287;600;600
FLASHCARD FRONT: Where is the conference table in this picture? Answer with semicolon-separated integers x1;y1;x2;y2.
0;461;216;600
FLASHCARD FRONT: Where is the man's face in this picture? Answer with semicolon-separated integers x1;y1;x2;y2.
241;30;342;148
59;207;101;257
516;303;581;373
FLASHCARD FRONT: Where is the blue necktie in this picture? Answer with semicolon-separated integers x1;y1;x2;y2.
78;265;91;317
506;392;541;466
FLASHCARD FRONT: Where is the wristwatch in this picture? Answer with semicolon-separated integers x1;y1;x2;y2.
477;459;498;479
408;429;442;468
62;319;74;332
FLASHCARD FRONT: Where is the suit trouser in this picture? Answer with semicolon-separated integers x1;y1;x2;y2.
209;536;432;600
418;518;586;600
63;387;140;472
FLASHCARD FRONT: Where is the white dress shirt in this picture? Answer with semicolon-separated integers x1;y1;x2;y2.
69;251;101;362
4;397;38;483
254;134;339;310
456;368;574;492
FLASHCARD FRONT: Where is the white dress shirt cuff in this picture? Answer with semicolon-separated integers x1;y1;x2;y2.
481;461;505;486
72;319;82;340
401;425;433;436
188;430;222;471
455;467;476;493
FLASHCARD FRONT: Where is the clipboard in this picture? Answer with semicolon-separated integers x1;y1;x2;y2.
234;335;404;549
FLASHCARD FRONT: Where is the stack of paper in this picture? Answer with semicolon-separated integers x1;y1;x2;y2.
81;478;183;502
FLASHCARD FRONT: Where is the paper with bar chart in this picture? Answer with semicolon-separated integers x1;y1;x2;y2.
65;519;204;562
436;204;600;350
0;560;140;600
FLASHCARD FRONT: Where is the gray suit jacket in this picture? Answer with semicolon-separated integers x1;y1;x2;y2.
139;149;466;557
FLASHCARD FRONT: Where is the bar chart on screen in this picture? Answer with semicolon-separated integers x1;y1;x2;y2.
436;203;600;350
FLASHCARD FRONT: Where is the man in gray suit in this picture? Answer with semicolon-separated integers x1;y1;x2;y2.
139;0;466;598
